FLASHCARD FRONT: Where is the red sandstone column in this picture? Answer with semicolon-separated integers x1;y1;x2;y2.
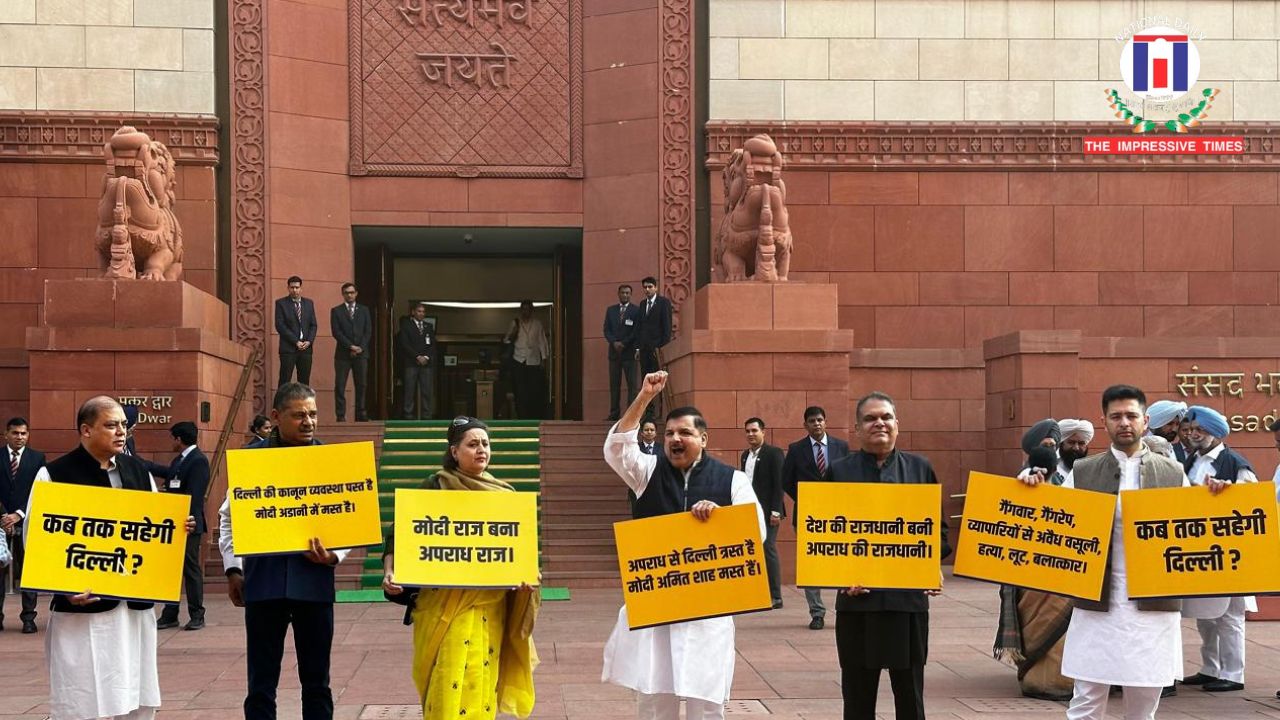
982;330;1082;477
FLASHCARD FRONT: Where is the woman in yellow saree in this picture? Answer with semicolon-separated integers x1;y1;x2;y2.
383;416;541;720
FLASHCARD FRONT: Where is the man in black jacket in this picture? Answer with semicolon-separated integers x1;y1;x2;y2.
782;405;849;629
604;283;641;421
331;283;372;422
741;417;785;608
398;302;438;420
220;383;345;720
156;421;210;631
0;416;45;633
636;276;673;418
274;275;318;386
829;392;950;720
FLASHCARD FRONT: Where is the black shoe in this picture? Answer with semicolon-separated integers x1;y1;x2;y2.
183;617;205;631
1160;685;1176;698
156;617;180;630
21;620;36;634
1181;672;1216;686
1203;680;1243;692
355;416;369;422
771;601;783;609
808;616;824;630
605;414;619;422
336;417;346;423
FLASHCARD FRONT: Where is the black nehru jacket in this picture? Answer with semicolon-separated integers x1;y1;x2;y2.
632;452;734;519
43;445;156;613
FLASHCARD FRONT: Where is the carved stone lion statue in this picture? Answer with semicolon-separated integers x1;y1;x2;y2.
94;126;184;281
712;134;792;283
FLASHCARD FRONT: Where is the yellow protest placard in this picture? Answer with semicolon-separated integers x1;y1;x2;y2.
954;472;1116;601
614;503;768;629
225;442;382;555
21;482;189;602
393;489;539;588
1122;482;1280;599
795;482;942;590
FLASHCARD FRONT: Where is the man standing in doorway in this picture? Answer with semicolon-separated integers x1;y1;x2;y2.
741;417;785;609
604;284;641;421
636;277;673;416
0;417;44;633
156;421;209;631
505;300;550;419
782;406;848;629
274;276;318;386
331;283;372;423
398;302;437;420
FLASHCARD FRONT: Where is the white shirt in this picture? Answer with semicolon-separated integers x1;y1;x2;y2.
1189;442;1258;485
743;447;760;481
511;317;549;366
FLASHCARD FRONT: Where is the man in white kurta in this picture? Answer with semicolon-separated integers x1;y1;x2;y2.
602;371;765;720
1024;386;1186;720
1180;406;1257;692
25;397;181;720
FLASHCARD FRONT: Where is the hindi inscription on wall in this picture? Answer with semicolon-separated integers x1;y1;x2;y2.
349;0;582;177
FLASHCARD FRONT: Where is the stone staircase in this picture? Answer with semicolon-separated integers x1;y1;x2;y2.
538;421;630;588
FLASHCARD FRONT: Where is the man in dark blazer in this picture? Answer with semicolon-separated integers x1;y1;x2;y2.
741;417;785;609
156;421;210;631
0;417;45;633
636;276;673;418
398;302;438;420
782;405;849;629
274;275;318;386
331;283;372;422
220;383;345;720
830;391;950;720
604;283;642;421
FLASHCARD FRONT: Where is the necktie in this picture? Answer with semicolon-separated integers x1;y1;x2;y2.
815;443;826;476
416;321;423;336
348;304;355;319
646;300;652;316
619;304;626;320
294;300;301;323
9;450;17;480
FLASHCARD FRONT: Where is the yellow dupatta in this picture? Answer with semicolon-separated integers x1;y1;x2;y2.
411;469;541;718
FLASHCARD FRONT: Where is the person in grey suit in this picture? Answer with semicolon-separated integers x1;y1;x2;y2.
1021;384;1192;720
274;275;318;386
741;417;785;608
331;283;372;422
782;406;849;629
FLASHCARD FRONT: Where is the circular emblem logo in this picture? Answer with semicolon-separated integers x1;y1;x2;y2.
1120;26;1200;100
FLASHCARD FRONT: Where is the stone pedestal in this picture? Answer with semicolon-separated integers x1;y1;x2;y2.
26;279;252;522
664;283;853;583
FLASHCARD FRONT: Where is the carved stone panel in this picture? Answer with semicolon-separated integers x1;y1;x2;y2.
350;0;582;177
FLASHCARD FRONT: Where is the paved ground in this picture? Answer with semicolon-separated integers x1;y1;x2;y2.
5;573;1280;719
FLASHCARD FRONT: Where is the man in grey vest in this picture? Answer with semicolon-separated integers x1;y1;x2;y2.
1021;384;1187;720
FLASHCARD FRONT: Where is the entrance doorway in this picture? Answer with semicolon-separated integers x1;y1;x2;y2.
353;227;583;422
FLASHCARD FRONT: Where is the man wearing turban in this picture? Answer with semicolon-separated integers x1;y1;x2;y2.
995;419;1081;700
1055;420;1093;485
1145;400;1189;465
1180;406;1257;693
